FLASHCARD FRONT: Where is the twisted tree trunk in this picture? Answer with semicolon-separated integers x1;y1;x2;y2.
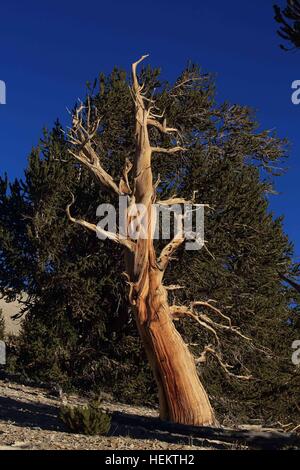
134;272;215;425
67;55;216;426
124;58;215;425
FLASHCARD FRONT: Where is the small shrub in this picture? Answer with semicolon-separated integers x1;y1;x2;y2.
59;401;111;435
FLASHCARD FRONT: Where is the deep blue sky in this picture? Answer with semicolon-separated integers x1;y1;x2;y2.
0;0;299;256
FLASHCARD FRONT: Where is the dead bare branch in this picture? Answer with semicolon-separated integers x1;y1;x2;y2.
194;310;251;342
151;146;186;155
66;193;135;252
191;301;232;327
147;117;178;134
68;101;122;197
156;191;202;206
165;284;185;291
169;305;221;345
132;55;149;93
158;235;185;271
169;299;252;380
119;157;133;195
196;346;253;381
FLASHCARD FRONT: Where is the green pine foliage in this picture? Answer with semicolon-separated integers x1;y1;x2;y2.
274;1;300;50
0;120;152;397
59;401;111;435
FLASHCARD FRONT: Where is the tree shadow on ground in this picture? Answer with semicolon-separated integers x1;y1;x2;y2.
0;396;299;450
110;412;230;449
0;396;227;448
0;396;63;431
110;411;300;450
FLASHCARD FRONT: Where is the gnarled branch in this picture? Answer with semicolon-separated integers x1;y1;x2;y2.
66;193;135;252
169;305;221;345
119;157;133;195
147;117;178;134
158;235;185;271
151;146;185;155
169;303;252;381
132;55;184;159
191;300;232;326
196;345;253;381
68;101;122;197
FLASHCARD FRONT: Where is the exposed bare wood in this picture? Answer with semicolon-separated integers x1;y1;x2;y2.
66;56;252;427
170;302;252;380
68;102;122;197
165;284;185;291
156;193;198;206
66;193;135;252
127;56;217;426
191;301;232;326
196;346;253;381
151;146;186;154
170;305;221;345
147;117;178;134
182;301;251;342
119;157;133;194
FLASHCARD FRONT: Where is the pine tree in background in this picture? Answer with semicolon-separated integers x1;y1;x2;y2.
274;0;300;50
0;62;299;424
0;121;150;396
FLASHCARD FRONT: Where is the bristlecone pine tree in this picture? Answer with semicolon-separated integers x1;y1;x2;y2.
1;58;300;425
66;56;251;426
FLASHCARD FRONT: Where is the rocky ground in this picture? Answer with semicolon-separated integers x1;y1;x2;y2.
0;377;299;451
0;378;208;450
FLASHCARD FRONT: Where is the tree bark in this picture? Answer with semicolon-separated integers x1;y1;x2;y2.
123;56;216;426
134;269;216;426
68;55;217;427
125;232;216;426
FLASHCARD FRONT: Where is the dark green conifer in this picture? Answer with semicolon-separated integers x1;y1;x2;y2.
0;64;299;424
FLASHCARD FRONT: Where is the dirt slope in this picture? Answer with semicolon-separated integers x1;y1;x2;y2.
0;379;208;450
0;378;299;451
